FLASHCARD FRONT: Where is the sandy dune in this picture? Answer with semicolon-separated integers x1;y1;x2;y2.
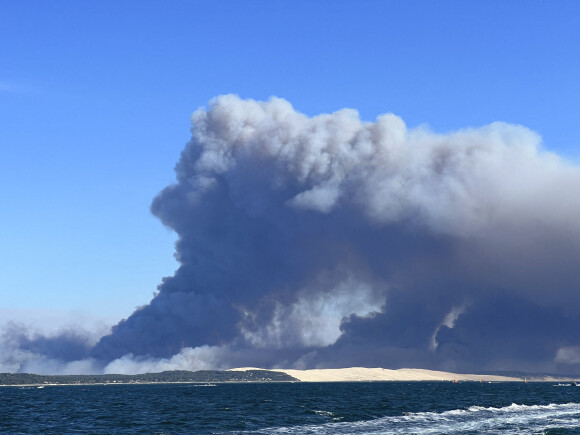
229;367;575;382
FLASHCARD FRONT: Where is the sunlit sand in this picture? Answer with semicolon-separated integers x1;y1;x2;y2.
229;367;573;382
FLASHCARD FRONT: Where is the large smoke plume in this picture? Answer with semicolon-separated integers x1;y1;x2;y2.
4;95;580;374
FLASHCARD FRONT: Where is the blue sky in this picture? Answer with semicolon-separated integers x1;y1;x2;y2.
1;0;579;328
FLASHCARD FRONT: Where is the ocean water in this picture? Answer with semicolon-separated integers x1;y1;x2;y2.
1;381;580;434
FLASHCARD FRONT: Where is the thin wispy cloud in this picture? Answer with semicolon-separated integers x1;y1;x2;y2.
0;78;36;94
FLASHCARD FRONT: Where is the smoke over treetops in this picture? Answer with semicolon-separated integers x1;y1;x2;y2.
3;95;580;374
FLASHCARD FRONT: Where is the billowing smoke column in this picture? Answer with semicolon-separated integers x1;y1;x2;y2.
89;95;580;373
5;95;580;374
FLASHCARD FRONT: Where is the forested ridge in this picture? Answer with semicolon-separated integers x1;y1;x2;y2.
0;370;297;385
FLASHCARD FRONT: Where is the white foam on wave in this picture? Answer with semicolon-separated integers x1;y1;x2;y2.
251;402;580;434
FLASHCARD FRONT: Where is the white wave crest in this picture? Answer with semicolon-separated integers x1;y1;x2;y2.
252;402;580;434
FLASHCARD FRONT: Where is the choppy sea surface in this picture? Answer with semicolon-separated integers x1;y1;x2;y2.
2;381;580;434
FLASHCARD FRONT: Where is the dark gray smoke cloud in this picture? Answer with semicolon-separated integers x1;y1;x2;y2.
5;95;580;374
91;95;580;374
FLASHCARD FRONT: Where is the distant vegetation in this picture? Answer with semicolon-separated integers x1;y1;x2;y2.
0;370;298;386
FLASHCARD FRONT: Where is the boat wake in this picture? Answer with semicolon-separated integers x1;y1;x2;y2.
251;402;580;434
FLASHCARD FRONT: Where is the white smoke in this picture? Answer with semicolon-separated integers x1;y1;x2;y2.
185;95;580;240
430;304;468;351
103;345;229;374
0;320;101;374
241;278;385;348
555;346;580;365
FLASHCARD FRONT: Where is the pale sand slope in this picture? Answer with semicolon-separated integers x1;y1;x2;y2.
229;367;577;382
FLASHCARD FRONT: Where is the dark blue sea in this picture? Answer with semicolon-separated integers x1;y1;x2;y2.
2;382;580;434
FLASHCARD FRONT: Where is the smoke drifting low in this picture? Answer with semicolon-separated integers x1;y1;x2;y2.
4;95;580;374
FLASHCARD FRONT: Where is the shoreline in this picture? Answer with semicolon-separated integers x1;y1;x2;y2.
2;367;578;386
1;381;222;387
229;367;580;383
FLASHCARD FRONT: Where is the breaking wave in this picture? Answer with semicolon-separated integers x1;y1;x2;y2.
253;402;580;434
